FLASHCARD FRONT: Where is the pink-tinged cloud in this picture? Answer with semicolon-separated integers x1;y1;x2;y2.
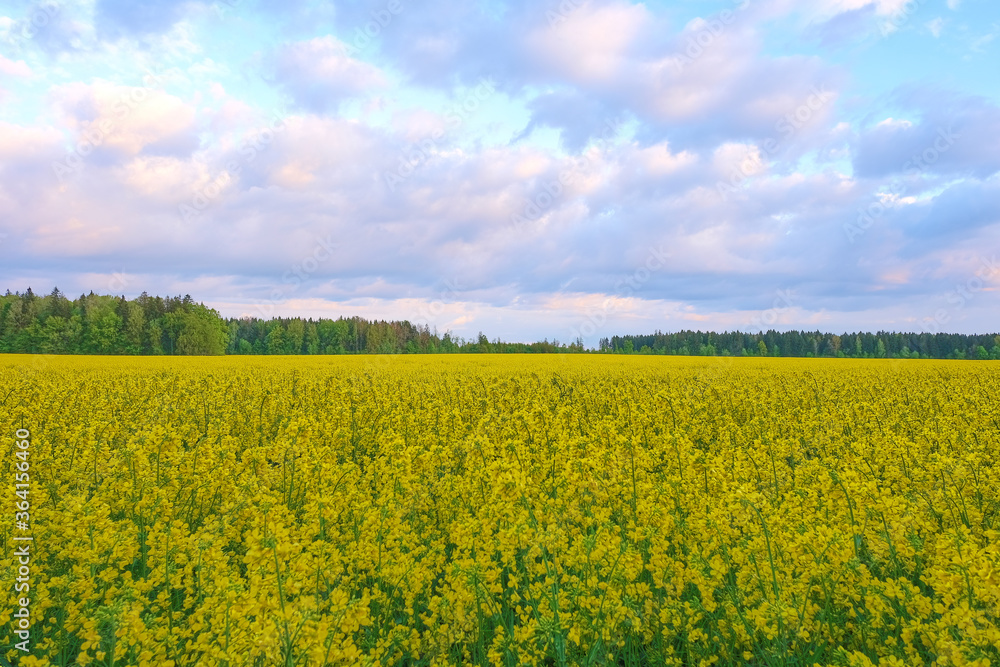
52;81;199;157
2;0;999;341
274;36;388;112
0;55;32;78
525;2;650;84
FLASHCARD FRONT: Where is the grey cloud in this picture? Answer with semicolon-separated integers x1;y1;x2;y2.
513;91;625;151
853;90;1000;179
898;179;1000;245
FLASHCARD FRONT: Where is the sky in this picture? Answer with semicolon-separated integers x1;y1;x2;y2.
0;0;998;345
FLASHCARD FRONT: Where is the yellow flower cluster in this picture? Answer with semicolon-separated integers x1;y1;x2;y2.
2;355;998;666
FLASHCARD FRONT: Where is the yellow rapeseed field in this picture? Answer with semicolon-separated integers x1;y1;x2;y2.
2;354;999;666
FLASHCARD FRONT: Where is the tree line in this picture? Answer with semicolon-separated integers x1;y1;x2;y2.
0;289;232;355
600;330;1000;360
2;289;998;358
0;289;577;356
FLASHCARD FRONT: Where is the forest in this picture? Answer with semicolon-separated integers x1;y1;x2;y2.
2;288;998;358
0;289;574;356
599;330;1000;360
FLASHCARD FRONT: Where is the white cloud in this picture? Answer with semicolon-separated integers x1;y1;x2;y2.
275;36;388;111
53;81;198;156
970;33;995;54
808;0;915;18
0;55;31;78
524;1;650;84
875;117;912;129
1;0;998;340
